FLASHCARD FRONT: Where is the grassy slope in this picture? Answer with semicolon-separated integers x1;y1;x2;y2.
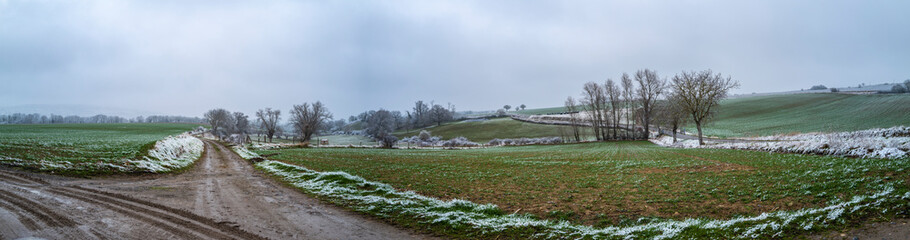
515;106;568;115
259;141;910;227
696;93;910;137
517;93;910;137
394;117;585;143
0;123;199;165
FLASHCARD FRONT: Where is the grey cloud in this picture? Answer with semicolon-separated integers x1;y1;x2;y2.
1;0;908;118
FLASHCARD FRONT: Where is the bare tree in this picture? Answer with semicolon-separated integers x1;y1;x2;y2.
663;93;689;143
412;101;429;128
204;108;232;138
429;104;453;126
605;79;621;139
621;73;635;139
289;101;333;143
503;105;512;111
520;104;526;110
634;69;666;138
564;96;581;142
233;112;250;134
230;112;251;144
366;109;397;148
581;82;605;141
670;70;739;145
256;108;281;143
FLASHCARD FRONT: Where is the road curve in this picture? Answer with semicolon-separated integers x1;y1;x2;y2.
0;140;435;240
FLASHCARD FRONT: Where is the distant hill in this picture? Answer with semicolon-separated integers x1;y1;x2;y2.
694;93;910;137
730;83;904;99
509;92;910;138
515;106;568;115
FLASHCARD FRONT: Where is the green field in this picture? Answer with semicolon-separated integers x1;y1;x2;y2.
694;93;910;137
256;141;910;234
0;123;200;174
395;117;587;143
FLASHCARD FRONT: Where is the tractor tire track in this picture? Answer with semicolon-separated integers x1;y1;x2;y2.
0;168;266;239
0;139;434;240
0;188;77;228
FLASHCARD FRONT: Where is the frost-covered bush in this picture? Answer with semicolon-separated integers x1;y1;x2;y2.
488;137;563;146
399;134;481;147
441;137;482;147
418;130;432;141
191;126;207;134
380;135;399;148
652;126;910;159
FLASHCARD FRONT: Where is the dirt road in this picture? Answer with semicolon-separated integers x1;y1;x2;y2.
0;140;434;240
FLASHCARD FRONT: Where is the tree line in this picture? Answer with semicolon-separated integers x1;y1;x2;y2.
351;100;456;148
204;101;333;144
0;113;203;125
205;100;457;147
565;69;738;145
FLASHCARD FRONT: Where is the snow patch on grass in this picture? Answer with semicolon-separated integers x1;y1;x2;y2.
232;145;261;159
127;134;203;172
653;126;910;159
0;134;203;173
249;149;910;239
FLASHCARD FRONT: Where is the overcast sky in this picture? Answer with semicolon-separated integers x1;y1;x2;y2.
1;0;908;118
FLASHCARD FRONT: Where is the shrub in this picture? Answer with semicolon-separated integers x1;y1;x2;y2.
400;134;480;147
487;137;563;146
380;135;398;148
809;85;827;90
418;130;432;141
891;84;908;93
441;137;482;147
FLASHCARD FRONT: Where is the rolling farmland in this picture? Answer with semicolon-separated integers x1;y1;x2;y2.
0;123;201;175
691;93;910;137
519;93;910;138
254;141;910;239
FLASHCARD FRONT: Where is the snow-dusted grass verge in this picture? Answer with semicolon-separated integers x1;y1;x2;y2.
249;142;297;150
236;147;910;239
1;134;203;174
127;134;204;172
653;126;910;159
232;145;261;160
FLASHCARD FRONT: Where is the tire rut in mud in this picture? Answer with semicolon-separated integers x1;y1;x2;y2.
0;188;77;228
0;169;49;185
0;169;267;240
46;186;266;240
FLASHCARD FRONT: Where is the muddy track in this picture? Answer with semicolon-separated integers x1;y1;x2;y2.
0;188;77;229
0;169;263;240
0;139;434;240
47;186;263;240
